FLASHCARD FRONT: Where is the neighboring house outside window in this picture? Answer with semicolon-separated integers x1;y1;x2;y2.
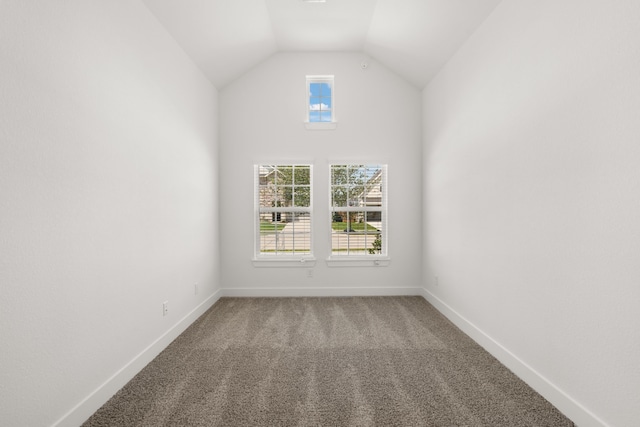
255;165;313;260
330;164;387;257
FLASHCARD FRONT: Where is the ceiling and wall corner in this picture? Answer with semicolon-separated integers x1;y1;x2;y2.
142;0;502;88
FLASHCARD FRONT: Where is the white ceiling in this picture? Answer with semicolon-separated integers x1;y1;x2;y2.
142;0;501;89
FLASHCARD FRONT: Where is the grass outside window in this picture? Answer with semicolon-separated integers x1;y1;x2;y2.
331;222;379;232
260;222;287;233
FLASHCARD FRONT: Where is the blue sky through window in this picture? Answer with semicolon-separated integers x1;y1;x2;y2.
309;81;332;122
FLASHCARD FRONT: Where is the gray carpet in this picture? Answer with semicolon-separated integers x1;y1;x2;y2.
83;296;574;426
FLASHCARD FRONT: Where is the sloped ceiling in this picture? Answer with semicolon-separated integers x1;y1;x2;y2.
142;0;501;89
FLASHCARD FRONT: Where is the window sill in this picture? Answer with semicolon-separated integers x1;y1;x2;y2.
304;122;337;130
253;257;317;268
326;257;390;268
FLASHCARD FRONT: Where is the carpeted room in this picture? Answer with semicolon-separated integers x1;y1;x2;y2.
2;1;639;427
83;297;572;426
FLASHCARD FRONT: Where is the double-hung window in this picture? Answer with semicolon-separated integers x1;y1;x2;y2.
329;164;387;260
254;165;313;264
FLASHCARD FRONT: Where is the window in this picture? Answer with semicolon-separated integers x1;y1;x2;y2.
306;75;335;129
330;164;387;260
255;165;313;264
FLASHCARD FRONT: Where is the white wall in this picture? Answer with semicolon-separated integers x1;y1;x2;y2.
220;53;422;294
0;1;220;426
422;1;640;426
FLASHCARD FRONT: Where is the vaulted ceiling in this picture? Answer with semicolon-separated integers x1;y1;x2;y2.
142;0;502;89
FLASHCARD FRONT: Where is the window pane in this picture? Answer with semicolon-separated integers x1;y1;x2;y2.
309;97;321;111
278;185;293;207
319;82;331;97
331;211;383;255
331;166;348;185
331;211;347;254
294;166;310;185
331;186;348;207
293;186;310;207
364;194;382;207
309;110;321;122
319;98;331;111
261;212;311;255
319;111;332;122
309;83;322;97
365;166;383;198
259;184;277;208
259;220;285;254
364;211;382;230
259;165;275;185
366;165;382;176
289;212;311;254
363;169;383;207
348;165;366;185
275;166;292;185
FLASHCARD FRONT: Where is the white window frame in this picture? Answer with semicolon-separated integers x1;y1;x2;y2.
327;164;389;267
305;75;337;130
253;164;316;267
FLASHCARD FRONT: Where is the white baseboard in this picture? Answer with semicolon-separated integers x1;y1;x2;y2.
221;286;424;298
419;288;608;427
52;289;223;427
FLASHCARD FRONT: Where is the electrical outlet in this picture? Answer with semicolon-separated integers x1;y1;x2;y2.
163;301;168;316
194;283;198;295
307;269;313;278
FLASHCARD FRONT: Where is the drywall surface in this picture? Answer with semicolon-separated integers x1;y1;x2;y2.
0;1;219;426
422;1;640;426
219;52;422;293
